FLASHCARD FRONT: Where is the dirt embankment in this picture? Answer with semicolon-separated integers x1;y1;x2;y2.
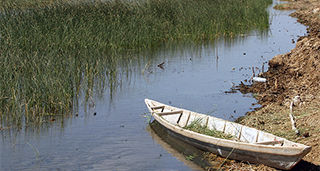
245;0;320;106
234;0;320;170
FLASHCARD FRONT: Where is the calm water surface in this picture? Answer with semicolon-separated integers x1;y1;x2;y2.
0;1;306;170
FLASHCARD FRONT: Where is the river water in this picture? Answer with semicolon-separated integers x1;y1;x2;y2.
0;1;306;170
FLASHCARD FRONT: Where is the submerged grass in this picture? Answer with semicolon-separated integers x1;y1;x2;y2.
185;119;236;140
0;0;272;127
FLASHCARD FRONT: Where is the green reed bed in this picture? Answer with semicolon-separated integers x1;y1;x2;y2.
0;0;271;127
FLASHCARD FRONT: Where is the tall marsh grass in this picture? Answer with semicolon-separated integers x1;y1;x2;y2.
0;0;272;127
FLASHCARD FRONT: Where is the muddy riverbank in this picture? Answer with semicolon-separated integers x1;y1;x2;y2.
220;0;320;170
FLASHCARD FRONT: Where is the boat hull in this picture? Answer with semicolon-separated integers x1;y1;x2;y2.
162;123;304;170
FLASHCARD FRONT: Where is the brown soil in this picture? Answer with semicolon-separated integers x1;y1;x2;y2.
206;0;320;170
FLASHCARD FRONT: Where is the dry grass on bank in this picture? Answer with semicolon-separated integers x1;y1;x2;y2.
239;102;320;166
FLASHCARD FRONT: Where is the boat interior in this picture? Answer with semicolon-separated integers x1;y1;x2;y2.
146;100;299;147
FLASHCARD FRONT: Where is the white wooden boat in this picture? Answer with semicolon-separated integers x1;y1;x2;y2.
145;99;311;170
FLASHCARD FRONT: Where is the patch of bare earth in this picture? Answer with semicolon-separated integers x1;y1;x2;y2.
206;0;320;170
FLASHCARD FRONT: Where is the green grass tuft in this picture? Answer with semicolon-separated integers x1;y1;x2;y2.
185;118;236;140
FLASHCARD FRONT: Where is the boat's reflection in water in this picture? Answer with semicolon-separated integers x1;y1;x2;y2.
147;120;218;170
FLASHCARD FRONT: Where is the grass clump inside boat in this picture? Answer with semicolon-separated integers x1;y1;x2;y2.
184;119;236;140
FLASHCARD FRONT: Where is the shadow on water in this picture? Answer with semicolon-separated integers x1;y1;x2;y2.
147;120;211;170
148;120;238;170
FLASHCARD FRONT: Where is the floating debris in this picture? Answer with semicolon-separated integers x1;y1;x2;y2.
252;77;267;82
157;62;165;70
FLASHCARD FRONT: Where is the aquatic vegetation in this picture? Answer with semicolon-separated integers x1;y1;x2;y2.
185;119;236;140
0;0;272;127
185;154;196;161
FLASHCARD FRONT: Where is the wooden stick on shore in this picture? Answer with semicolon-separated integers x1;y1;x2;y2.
289;98;299;135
